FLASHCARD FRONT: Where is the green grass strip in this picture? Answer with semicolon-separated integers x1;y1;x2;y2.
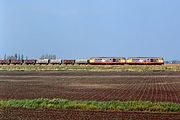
0;99;180;113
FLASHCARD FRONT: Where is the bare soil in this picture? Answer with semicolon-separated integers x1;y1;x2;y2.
0;71;180;120
0;71;180;103
0;108;180;120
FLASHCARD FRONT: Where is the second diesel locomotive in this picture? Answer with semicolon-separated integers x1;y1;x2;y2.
127;57;164;65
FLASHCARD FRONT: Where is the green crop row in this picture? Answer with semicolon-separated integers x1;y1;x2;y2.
0;99;180;113
0;65;180;72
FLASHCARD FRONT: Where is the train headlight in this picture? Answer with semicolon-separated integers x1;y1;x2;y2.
120;60;126;63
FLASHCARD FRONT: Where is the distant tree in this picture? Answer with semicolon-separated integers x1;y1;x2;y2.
45;54;49;59
49;55;52;59
26;56;28;60
4;54;7;60
7;56;10;60
48;55;51;59
52;55;56;59
18;54;21;60
8;55;14;60
40;55;45;59
4;54;27;60
14;54;18;60
21;54;24;60
7;56;12;60
40;54;57;59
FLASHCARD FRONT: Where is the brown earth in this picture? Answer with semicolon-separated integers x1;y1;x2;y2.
0;71;180;120
0;71;180;103
0;108;180;120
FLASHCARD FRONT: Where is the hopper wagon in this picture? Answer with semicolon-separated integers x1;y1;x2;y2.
0;60;10;65
49;59;62;65
10;60;23;65
62;60;75;65
36;59;49;65
75;59;89;65
23;60;36;65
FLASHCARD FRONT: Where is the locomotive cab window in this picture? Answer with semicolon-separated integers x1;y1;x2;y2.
113;59;116;62
150;59;158;62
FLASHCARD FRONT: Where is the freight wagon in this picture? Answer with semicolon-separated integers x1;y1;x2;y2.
75;59;89;65
0;60;10;65
49;59;62;65
62;60;75;65
36;59;49;65
10;60;23;65
23;60;36;65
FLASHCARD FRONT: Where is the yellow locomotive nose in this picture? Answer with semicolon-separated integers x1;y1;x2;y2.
89;59;95;63
127;59;132;63
158;60;164;63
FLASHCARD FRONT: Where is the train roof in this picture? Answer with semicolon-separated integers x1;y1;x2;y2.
90;57;126;59
127;57;164;59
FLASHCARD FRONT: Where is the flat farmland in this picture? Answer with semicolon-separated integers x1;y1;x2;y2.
0;71;180;103
0;71;180;120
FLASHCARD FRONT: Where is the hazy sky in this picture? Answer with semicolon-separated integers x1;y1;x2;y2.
1;0;180;60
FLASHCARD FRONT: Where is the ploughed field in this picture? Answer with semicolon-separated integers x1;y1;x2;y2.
1;108;180;120
0;71;180;120
0;71;180;103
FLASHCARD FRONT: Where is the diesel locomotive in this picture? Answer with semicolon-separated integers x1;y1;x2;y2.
89;57;126;65
126;57;164;65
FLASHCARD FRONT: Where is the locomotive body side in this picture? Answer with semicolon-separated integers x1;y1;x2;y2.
89;57;126;65
127;57;164;65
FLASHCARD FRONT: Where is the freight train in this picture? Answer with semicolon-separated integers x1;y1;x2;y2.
0;57;164;65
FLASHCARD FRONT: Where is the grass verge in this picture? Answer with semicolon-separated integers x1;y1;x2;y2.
0;65;180;72
0;99;180;113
